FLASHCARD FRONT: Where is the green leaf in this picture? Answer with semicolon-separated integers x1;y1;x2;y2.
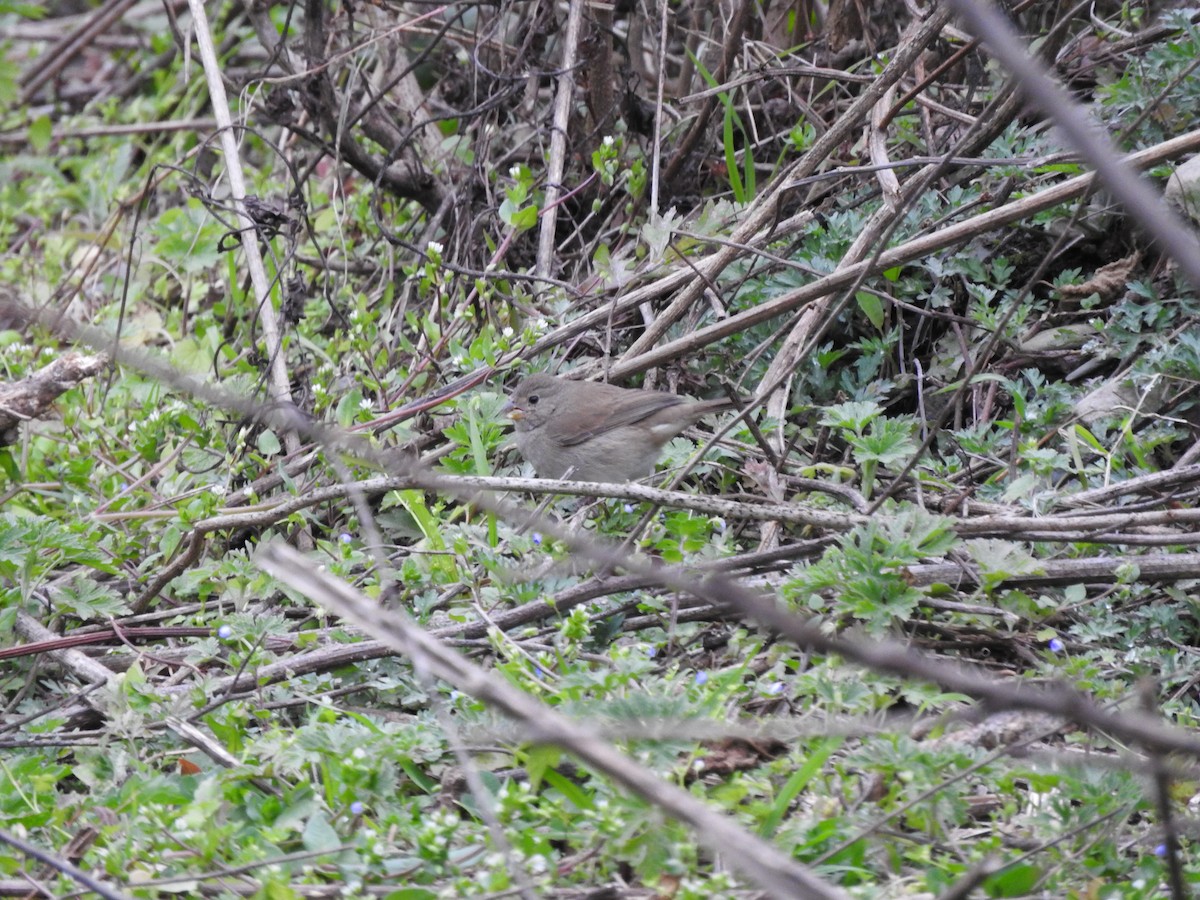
28;115;52;152
0;56;18;110
301;812;341;852
856;291;885;330
390;489;457;582
984;863;1040;897
334;389;364;428
524;744;562;790
760;737;842;837
499;198;537;230
52;575;129;620
542;766;594;811
257;429;282;456
820;400;883;432
0;449;19;483
722;102;745;203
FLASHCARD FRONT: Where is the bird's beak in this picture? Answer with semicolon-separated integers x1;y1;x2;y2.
503;398;524;421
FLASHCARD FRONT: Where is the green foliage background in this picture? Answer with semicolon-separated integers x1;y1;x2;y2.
3;2;1200;898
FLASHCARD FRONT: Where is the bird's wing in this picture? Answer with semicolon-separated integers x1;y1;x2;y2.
547;392;686;447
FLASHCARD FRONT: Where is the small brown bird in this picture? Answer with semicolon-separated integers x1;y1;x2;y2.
504;373;733;482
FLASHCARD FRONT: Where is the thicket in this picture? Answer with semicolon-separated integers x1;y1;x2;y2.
4;1;1200;897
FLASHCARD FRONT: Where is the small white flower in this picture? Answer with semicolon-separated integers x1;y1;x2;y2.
427;241;443;255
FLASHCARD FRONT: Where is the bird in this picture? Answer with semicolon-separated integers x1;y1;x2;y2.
504;373;733;482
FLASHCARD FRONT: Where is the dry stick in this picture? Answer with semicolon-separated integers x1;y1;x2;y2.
837;97;1043;514
582;2;615;134
534;0;586;282
607;128;1200;380
936;861;1004;900
1058;463;1200;508
869;82;902;209
184;0;300;456
947;0;1200;290
14;612;117;690
115;466;1200;627
817;713;1067;870
0;353;108;443
126;846;355;894
753;34;1032;431
525;127;1190;383
647;0;672;217
129;456;1200;615
1141;682;1188;900
447;547;1200;643
864;4;1199;513
257;542;853;900
902;552;1200;590
18;0;139;102
659;0;755;188
132;541;1200;709
0;119;220;145
754;9;950;459
0;827;134;900
615;4;955;365
14;298;1200;759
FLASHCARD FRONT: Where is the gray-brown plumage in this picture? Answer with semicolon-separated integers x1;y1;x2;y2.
504;373;732;482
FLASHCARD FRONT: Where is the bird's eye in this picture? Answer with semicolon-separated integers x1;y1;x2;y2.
528;394;539;404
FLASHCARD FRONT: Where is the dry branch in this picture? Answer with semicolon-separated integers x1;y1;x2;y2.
0;351;107;447
258;541;853;900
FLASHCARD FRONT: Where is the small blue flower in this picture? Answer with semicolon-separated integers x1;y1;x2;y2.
532;532;543;545
217;625;233;640
766;681;784;695
694;671;708;685
647;646;657;658
350;801;364;815
340;533;353;544
1048;638;1064;652
623;504;634;513
1155;843;1168;857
